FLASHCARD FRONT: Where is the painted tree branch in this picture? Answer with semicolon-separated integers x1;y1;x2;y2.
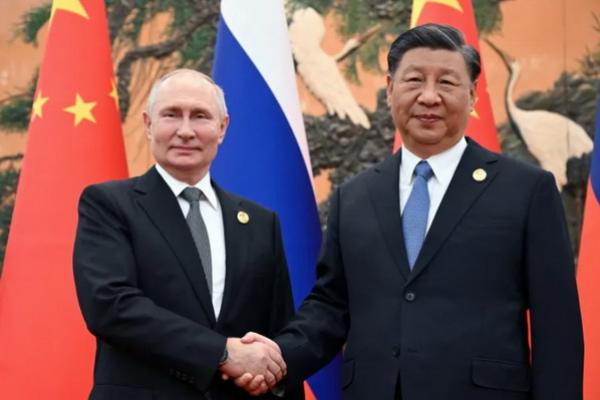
0;154;24;164
108;0;135;44
115;1;219;119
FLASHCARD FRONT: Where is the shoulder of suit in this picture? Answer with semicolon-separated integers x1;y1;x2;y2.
83;176;139;194
337;152;399;190
493;151;552;181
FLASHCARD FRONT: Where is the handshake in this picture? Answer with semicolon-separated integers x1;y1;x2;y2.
219;332;286;396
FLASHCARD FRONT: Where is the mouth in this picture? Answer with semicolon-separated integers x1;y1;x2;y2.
414;114;442;124
170;145;200;152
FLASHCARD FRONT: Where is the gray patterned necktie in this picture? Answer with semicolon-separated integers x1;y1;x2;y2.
180;187;212;294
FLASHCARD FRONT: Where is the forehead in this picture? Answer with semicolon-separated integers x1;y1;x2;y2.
153;74;218;110
395;47;469;76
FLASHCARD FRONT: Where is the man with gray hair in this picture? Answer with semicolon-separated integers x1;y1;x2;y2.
73;69;302;399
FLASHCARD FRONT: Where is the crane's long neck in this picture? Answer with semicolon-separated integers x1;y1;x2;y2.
505;63;525;142
505;64;520;119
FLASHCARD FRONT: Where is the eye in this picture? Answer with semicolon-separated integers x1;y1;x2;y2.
405;76;422;83
192;111;209;119
440;79;457;86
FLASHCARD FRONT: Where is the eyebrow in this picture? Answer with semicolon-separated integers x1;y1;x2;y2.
158;105;213;115
401;65;462;77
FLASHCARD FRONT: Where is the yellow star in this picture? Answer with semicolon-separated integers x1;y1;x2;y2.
411;0;463;27
50;0;89;22
109;79;119;109
64;93;96;126
31;91;49;120
470;108;480;118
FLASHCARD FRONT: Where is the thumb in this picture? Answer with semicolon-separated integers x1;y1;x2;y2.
240;331;260;344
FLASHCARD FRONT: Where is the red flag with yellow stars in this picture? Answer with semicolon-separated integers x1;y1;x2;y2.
0;1;128;398
393;0;500;152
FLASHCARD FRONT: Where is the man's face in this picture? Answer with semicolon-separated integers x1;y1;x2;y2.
387;47;475;158
143;73;228;183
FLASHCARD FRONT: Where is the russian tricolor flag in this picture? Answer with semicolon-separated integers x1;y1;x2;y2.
578;85;600;400
211;1;341;399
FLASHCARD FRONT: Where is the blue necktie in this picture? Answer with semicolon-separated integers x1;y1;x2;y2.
402;161;434;270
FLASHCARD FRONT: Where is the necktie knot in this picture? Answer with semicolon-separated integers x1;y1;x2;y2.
414;161;433;181
180;187;203;203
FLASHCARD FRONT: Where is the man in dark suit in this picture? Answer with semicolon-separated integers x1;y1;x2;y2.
238;24;583;399
73;69;302;399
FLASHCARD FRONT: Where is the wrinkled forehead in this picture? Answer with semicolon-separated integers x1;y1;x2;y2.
395;47;470;77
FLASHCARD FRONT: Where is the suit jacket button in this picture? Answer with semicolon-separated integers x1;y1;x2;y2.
404;291;416;302
391;346;400;358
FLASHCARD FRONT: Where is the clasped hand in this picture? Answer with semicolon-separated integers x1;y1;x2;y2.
219;332;285;396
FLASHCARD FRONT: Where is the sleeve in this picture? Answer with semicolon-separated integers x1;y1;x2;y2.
268;213;305;400
275;187;349;385
267;213;296;336
73;184;226;391
526;171;584;400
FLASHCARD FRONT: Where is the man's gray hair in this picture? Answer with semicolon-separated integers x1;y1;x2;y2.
146;68;228;118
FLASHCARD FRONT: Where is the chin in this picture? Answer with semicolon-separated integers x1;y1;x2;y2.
410;131;447;145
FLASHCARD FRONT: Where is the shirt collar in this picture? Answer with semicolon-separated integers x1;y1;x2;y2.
154;164;219;210
401;137;467;185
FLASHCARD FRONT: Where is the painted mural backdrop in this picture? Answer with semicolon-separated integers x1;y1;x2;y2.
0;0;598;271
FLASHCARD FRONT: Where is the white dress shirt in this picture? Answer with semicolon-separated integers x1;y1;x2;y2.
400;137;467;232
155;164;226;319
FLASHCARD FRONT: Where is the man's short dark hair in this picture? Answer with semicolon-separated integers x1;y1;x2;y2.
387;23;481;83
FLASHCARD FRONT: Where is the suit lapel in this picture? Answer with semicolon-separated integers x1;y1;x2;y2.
213;183;248;321
134;168;216;325
407;140;499;284
367;152;411;280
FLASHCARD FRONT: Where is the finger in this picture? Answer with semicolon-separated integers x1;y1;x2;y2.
265;346;287;376
249;381;269;396
222;373;230;380
240;331;259;344
241;332;280;353
233;373;254;387
265;357;283;383
258;335;280;353
263;369;277;387
246;374;266;391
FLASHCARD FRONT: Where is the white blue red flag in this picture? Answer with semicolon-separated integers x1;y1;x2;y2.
578;85;600;400
211;1;342;399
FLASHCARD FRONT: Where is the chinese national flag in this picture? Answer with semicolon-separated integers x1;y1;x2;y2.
0;1;128;398
393;0;500;152
578;86;600;400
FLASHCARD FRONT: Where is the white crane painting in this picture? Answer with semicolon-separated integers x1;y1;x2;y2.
486;39;593;188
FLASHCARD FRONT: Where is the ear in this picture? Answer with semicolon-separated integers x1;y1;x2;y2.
218;115;230;144
386;74;393;106
142;111;152;140
469;81;478;110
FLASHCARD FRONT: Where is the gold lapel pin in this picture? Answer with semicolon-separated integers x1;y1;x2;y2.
472;168;487;182
237;211;250;224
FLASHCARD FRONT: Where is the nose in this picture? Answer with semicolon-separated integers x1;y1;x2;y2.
176;117;195;139
417;81;441;106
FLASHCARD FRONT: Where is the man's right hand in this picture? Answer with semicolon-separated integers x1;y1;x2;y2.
219;337;286;395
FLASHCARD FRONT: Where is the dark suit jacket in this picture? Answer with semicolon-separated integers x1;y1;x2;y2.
276;139;583;400
73;167;303;400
